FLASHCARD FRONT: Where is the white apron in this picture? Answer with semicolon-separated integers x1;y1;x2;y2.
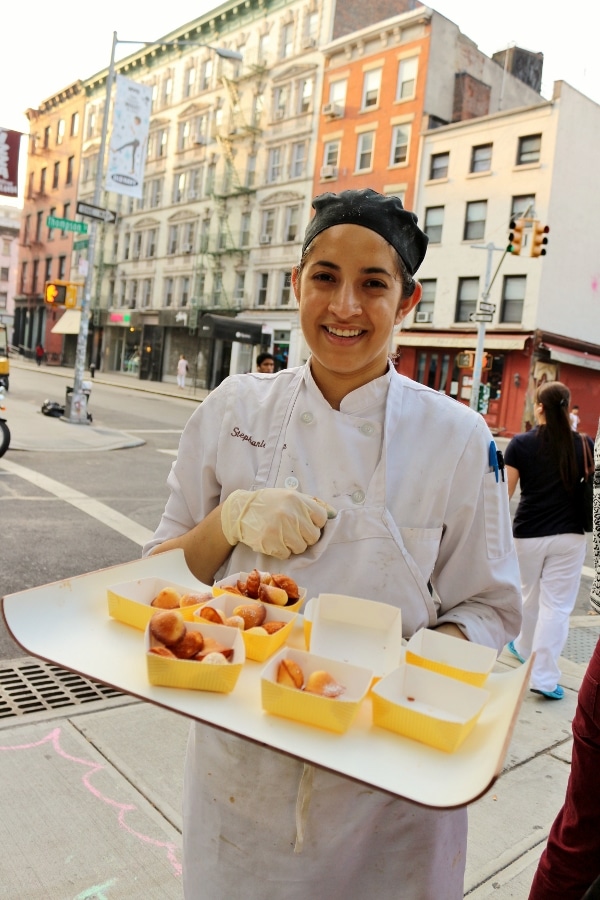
183;374;468;899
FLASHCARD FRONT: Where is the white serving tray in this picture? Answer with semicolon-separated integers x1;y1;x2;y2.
1;549;531;809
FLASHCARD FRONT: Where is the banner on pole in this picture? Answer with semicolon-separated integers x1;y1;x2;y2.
105;75;152;199
0;128;22;198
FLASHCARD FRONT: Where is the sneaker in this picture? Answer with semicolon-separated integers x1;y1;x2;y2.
531;685;564;700
507;641;526;664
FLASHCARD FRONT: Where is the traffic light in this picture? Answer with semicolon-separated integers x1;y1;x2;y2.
530;221;549;257
507;218;525;255
44;282;67;305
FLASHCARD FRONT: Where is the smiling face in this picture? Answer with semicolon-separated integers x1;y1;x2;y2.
293;224;421;406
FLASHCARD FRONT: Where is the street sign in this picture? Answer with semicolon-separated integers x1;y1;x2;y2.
478;302;496;313
73;238;89;250
469;312;494;323
76;200;118;224
46;215;88;234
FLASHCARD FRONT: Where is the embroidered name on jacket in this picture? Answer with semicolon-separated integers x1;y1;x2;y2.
231;426;266;448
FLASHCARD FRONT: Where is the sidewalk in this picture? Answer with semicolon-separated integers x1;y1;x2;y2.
1;357;599;897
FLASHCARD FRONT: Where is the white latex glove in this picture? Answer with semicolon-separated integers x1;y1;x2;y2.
221;488;336;560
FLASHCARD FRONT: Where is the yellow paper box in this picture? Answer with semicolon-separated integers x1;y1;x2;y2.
108;577;212;630
213;571;306;613
146;620;244;693
305;594;403;679
371;663;490;752
194;595;297;662
405;628;496;687
261;647;373;734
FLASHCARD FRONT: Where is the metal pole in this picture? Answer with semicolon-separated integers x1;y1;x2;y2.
469;243;494;411
69;31;118;423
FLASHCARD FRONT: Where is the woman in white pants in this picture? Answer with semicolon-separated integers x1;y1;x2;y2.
505;381;593;698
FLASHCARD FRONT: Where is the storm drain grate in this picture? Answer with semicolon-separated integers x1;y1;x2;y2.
0;661;123;719
562;627;600;666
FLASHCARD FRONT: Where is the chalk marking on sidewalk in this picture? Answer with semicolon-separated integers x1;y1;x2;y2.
0;458;153;547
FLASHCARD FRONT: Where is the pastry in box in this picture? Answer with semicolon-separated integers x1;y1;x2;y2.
261;646;372;734
108;576;213;630
405;628;496;687
371;663;490;753
213;569;306;613
146;615;244;693
194;594;297;662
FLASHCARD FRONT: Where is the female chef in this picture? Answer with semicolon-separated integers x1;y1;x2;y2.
145;188;522;900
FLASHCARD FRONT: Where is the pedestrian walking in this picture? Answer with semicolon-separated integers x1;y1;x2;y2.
505;381;594;699
570;404;580;431
35;344;44;366
176;354;188;389
144;188;521;900
528;415;600;899
256;352;275;372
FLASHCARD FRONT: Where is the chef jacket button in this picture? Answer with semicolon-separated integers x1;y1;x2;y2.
351;490;366;505
359;423;374;435
300;411;314;424
284;476;299;490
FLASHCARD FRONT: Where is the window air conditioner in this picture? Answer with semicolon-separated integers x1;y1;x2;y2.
187;190;198;200
259;234;272;244
415;311;433;323
322;103;342;117
302;37;316;49
182;243;193;253
320;165;338;179
194;136;207;145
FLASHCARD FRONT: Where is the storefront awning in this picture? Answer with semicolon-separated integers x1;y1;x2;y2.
199;314;263;345
51;310;82;335
394;332;530;351
542;342;600;371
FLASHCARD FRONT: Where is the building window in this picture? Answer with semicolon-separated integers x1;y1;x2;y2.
44;257;52;281
390;125;410;166
185;65;196;98
0;293;7;309
328;79;347;113
290;141;306;178
471;144;492;173
455;277;479;322
323;140;340;167
183;222;196;252
240;213;251;247
178;120;191;152
149;178;162;208
245;154;257;188
0;267;8;282
356;132;375;171
70;112;79;137
279;271;292;305
396;57;418;100
361;69;382;110
56;119;65;145
281;22;294;58
424;206;444;243
66;156;74;185
123;232;131;260
234;271;245;304
181;276;191;307
168;225;179;255
172;172;186;203
464;200;487;241
260;209;275;242
416;279;436;321
429;152;449;180
86;109;96;139
62;203;70;234
20;261;27;293
257;272;268;306
258;33;270;63
47;208;55;241
284;205;300;242
267;147;282;183
141;279;152;308
165;278;174;307
206;162;216;194
273;86;287;119
218;217;228;250
40;168;47;194
200;218;210;252
58;256;66;280
511;194;535;219
130;280;138;308
200;58;213;91
211;272;222;305
188;167;203;199
34;210;43;242
517;134;541;165
500;275;526;323
132;232;143;260
146;229;157;258
298;78;313;114
52;161;60;189
43;126;51;149
32;260;39;294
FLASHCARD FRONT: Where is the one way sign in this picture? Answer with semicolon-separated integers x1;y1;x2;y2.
76;200;118;225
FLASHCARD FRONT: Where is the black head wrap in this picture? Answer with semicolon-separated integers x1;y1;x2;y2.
301;188;429;276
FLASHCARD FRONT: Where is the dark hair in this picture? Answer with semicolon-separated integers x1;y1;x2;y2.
256;352;274;366
536;381;578;489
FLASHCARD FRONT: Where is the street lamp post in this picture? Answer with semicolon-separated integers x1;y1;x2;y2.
68;32;242;423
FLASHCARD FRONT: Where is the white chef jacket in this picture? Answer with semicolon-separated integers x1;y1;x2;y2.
144;362;522;899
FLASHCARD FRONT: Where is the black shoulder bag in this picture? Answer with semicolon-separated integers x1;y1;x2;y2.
579;433;594;533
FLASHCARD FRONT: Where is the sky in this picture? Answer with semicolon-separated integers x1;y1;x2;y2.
2;0;600;203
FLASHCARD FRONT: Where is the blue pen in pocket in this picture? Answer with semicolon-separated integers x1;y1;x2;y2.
489;440;499;482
